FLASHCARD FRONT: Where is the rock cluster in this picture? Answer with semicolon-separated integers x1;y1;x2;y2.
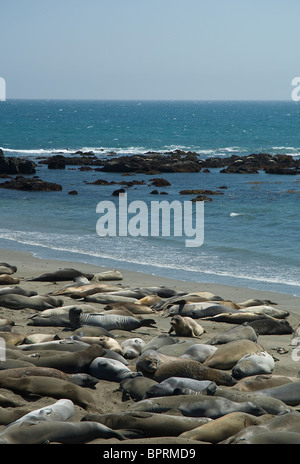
0;150;36;175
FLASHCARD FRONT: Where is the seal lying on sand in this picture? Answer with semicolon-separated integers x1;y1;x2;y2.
203;340;264;370
69;308;156;331
179;411;266;443
168;315;205;338
28;268;94;282
89;357;141;382
0;294;63;310
82;411;211;438
232;351;275;379
129;394;265;419
0;421;126;444
207;324;258;345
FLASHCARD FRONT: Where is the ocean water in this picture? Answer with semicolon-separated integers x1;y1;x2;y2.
0;100;300;296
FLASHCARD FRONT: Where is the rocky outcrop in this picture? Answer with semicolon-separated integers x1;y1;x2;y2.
179;189;224;195
0;150;36;175
48;155;66;169
0;176;62;191
100;153;202;174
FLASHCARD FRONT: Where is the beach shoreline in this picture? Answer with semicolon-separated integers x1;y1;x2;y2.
0;246;300;444
2;247;299;315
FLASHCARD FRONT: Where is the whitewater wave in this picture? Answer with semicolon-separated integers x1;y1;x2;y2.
0;227;299;291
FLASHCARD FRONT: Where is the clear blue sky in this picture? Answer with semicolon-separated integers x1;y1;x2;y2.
1;0;299;100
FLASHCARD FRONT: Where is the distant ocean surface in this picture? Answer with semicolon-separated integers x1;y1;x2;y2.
0;100;300;296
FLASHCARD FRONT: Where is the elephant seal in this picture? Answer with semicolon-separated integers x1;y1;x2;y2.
0;332;26;346
92;270;123;281
17;339;90;352
207;324;258;345
247;318;293;335
223;411;300;444
232;374;299;392
141;334;180;353
180;344;217;362
0;407;30;426
0;294;63;310
239;305;289;319
52;283;123;298
35;304;100;318
28;344;105;374
168;315;205;338
179;411;265;443
0;421;125;444
253;381;300;406
88;357;141;382
0;263;17;274
137;286;185;298
232;351;275;379
202;312;269;324
121;338;146;359
138;295;162;306
130;394;265;419
27;313;72;327
84;294;139;304
238;298;277;308
207;385;292;415
29;268;94;282
104;302;156;315
203;340;264;370
152;359;236;386
136;350;181;376
248;431;300;444
0;366;73;383
82;411;211;438
120;376;158;401
0;274;20;285
5;398;75;427
0;286;37;297
70;326;114;338
69;308;156;331
75;336;123;354
163;302;236;319
24;334;58;344
145;377;215;398
0;376;97;410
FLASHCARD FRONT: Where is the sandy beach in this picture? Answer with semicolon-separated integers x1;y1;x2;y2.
0;247;300;445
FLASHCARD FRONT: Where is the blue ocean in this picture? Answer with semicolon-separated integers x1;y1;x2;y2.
0;100;300;296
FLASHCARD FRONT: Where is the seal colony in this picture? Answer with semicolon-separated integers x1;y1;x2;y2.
0;252;300;444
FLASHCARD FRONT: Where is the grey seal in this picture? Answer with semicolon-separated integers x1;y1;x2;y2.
89;357;142;382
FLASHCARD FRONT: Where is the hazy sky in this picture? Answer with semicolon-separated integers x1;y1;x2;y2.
1;0;299;100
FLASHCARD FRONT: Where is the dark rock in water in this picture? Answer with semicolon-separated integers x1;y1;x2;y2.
0;150;36;175
48;155;66;169
180;189;223;195
100;153;202;174
192;195;212;202
150;190;159;194
86;179;117;185
264;166;300;175
150;178;171;187
68;190;78;195
112;188;126;196
0;176;62;192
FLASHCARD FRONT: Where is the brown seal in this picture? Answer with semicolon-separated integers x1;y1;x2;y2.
0;376;97;410
28;344;105;374
151;359;236;386
168;315;205;338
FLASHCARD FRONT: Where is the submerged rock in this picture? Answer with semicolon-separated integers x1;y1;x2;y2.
0;176;62;191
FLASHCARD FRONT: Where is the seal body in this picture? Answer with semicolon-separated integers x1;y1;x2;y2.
169;315;205;338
